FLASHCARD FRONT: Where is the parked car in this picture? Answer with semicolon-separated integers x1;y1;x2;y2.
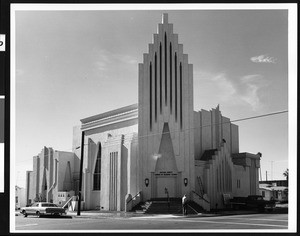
20;202;66;217
230;195;276;212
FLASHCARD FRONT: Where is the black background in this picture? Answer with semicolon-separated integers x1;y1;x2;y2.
0;0;298;235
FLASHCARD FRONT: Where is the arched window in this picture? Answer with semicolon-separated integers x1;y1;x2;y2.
93;143;101;190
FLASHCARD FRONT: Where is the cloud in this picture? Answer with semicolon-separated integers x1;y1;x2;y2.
239;74;265;111
94;49;138;72
94;50;111;71
194;70;267;111
250;54;277;63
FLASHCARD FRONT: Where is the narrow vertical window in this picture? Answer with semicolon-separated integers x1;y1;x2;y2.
175;53;177;122
217;168;219;191
150;62;152;130
160;43;162;113
155;53;157;122
170;42;172;113
93;143;101;190
180;62;183;129
164;32;167;106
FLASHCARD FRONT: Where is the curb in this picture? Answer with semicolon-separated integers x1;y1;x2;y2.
17;208;288;219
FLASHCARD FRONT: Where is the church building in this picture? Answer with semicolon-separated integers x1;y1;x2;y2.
71;13;261;212
26;13;261;212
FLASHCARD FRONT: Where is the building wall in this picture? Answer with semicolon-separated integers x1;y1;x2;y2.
77;109;138;211
26;147;76;205
199;143;235;209
232;165;250;197
232;154;260;197
15;186;26;209
194;107;239;160
26;171;34;205
231;124;239;154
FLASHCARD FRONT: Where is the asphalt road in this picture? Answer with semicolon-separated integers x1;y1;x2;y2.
14;213;288;232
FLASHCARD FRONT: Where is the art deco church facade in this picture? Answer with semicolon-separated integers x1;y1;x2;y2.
71;14;261;212
26;14;261;212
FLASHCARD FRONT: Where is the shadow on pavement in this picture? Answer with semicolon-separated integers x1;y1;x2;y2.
40;215;73;219
17;214;73;219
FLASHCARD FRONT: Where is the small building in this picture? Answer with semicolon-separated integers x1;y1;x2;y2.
25;147;80;206
15;185;26;209
259;181;288;202
259;180;288;187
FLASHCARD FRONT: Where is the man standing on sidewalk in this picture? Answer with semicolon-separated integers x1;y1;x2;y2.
182;194;187;215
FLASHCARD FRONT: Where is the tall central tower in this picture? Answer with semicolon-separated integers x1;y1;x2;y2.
138;13;195;200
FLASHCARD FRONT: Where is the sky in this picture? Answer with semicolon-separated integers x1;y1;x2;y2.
13;5;294;188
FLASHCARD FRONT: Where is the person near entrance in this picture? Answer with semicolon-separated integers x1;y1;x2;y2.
182;194;187;215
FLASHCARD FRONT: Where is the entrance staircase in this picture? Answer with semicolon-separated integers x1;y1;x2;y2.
132;198;205;215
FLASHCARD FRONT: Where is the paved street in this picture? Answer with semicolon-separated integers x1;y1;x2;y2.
14;212;288;232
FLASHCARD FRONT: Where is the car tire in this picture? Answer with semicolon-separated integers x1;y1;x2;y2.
23;210;27;217
36;211;41;218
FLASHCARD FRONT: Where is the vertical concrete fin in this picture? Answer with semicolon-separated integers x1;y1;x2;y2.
162;13;168;24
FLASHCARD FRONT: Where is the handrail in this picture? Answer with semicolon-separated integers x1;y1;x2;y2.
192;190;210;204
62;196;74;209
126;191;142;205
187;203;199;214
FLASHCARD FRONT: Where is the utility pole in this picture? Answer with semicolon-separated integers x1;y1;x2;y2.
266;171;268;181
77;131;85;216
271;161;274;180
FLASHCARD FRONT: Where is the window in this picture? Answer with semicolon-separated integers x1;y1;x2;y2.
155;53;157;121
237;179;241;188
169;42;172;112
175;53;177;121
150;62;152;130
165;32;167;105
93;143;102;190
159;43;162;113
42;203;58;207
180;62;183;129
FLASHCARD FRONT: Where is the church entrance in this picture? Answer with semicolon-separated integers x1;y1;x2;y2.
153;122;179;198
156;175;177;198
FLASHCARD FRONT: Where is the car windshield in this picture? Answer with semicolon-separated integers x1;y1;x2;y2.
41;203;58;207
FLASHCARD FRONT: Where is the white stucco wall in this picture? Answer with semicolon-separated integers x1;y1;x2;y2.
232;165;250;197
78;115;138;211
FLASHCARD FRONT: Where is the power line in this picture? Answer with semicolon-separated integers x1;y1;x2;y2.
78;109;289;148
15;109;288;159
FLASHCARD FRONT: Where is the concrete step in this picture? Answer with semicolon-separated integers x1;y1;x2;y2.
145;201;182;214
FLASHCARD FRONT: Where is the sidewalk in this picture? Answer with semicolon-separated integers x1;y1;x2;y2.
67;210;138;218
66;209;259;219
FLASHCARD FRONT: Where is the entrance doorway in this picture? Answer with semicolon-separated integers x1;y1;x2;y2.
156;176;177;198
